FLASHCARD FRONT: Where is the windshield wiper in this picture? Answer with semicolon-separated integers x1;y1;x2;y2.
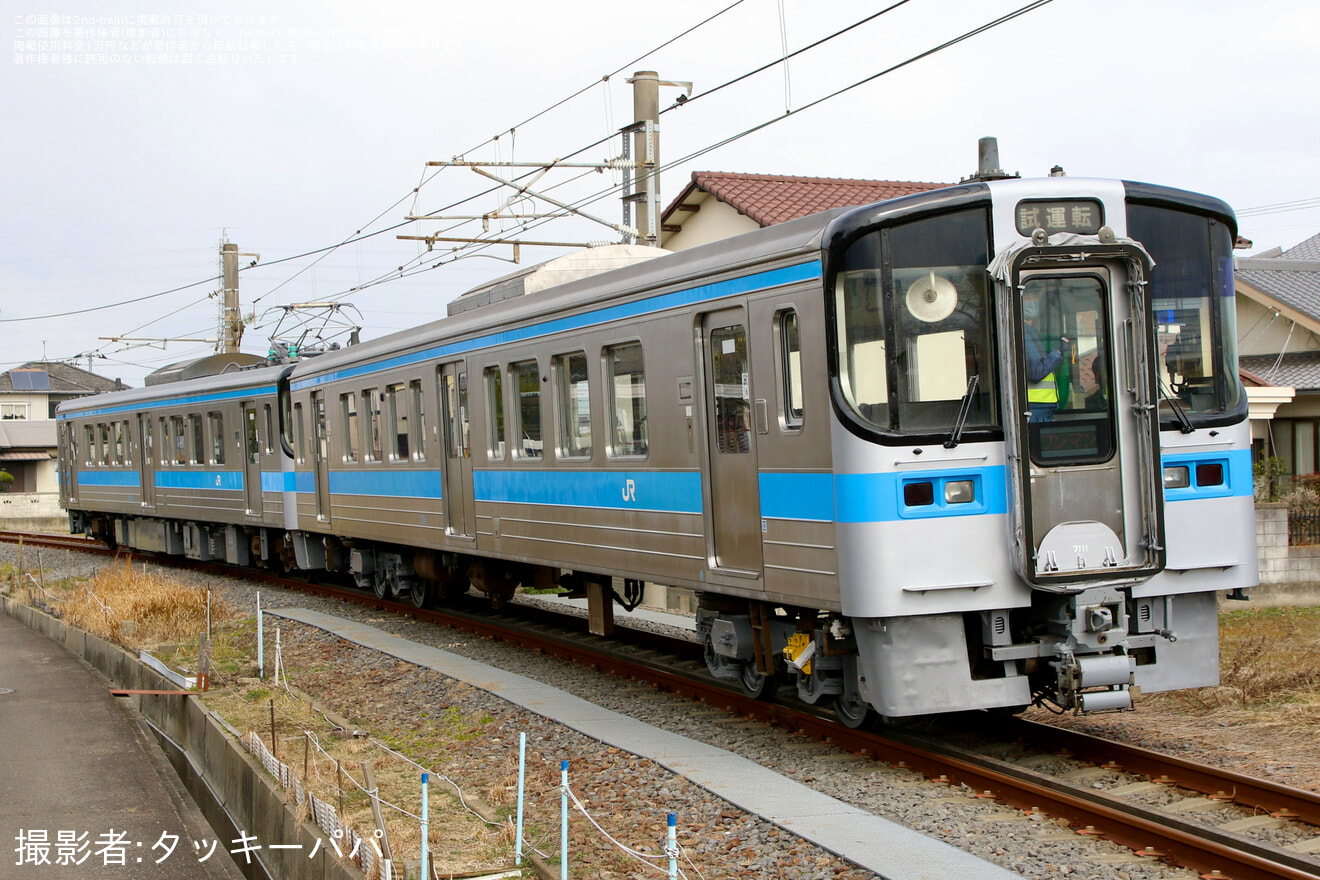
1159;381;1195;434
944;375;980;449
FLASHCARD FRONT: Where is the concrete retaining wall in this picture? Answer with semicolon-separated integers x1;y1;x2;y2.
0;492;66;532
0;598;362;880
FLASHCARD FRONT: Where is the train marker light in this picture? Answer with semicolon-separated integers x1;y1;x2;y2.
903;481;934;507
1163;466;1189;489
945;480;975;504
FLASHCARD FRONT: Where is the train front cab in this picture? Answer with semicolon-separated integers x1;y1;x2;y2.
824;179;1254;719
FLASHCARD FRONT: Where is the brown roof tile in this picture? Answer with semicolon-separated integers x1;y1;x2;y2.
663;171;949;227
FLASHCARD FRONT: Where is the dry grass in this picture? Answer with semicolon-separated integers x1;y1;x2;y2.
57;554;236;650
1161;605;1320;718
202;679;513;874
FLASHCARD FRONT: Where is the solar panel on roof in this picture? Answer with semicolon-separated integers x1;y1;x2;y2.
9;370;50;391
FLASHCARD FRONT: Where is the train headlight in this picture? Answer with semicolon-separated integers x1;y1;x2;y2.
944;480;975;504
1163;466;1190;489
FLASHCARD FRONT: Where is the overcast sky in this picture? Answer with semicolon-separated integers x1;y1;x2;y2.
4;0;1318;387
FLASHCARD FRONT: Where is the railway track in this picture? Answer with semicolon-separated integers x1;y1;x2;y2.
5;529;1319;879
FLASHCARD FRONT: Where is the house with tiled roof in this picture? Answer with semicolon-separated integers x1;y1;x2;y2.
659;171;948;251
1235;232;1320;475
0;361;123;496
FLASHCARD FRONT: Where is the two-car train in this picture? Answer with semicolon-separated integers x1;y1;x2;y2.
58;166;1257;726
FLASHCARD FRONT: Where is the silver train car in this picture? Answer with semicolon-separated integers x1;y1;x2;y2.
59;173;1256;726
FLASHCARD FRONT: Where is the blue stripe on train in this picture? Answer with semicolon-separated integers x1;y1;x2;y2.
156;470;244;491
1161;448;1253;502
474;469;703;515
834;466;1009;523
76;470;141;488
327;469;444;499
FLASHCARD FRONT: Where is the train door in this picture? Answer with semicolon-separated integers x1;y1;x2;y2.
701;308;763;574
242;403;263;516
440;362;475;538
312;391;331;524
137;413;155;510
60;422;78;505
1004;249;1164;588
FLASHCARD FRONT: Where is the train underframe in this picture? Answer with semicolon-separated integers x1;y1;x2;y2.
695;586;1220;727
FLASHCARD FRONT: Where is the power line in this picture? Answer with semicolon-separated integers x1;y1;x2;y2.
1237;197;1320;217
454;0;750;160
334;0;1057;297
0;274;221;324
662;0;915;113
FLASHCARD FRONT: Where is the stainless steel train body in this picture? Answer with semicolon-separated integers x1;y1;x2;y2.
59;364;296;565
58;174;1256;725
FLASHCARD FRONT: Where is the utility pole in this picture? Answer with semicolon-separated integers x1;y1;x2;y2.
622;71;690;246
626;71;661;247
221;242;242;354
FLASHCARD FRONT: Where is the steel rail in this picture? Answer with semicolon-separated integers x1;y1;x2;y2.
1009;716;1320;826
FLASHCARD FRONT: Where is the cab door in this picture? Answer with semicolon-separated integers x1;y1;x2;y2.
700;308;763;575
1002;247;1164;590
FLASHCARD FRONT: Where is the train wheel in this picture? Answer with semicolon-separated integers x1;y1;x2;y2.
739;664;778;700
407;579;429;609
833;692;878;730
372;571;388;601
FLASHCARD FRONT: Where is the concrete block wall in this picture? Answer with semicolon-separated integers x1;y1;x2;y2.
1255;503;1320;586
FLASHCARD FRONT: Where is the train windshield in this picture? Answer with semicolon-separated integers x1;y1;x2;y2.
1127;204;1243;426
832;207;998;437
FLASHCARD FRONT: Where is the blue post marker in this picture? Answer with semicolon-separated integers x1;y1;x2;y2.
515;733;527;865
560;760;569;880
421;772;429;880
256;591;264;678
667;812;678;880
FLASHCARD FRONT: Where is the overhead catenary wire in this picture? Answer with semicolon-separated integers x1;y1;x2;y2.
12;2;756;335
305;0;1058;301
453;0;750;161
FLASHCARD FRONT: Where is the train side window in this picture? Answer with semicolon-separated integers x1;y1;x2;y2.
244;409;260;465
485;366;506;461
605;342;647;458
84;425;95;466
409;380;426;462
99;423;112;465
208;412;226;465
778;310;804;429
189;414;204;464
263;404;275;455
112;422;124;465
341;394;359;463
511;360;543;460
387;383;409;461
293;402;306;464
172;416;188;465
711;325;752;455
554;351;592;459
157;418;168;466
365;390;383;462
